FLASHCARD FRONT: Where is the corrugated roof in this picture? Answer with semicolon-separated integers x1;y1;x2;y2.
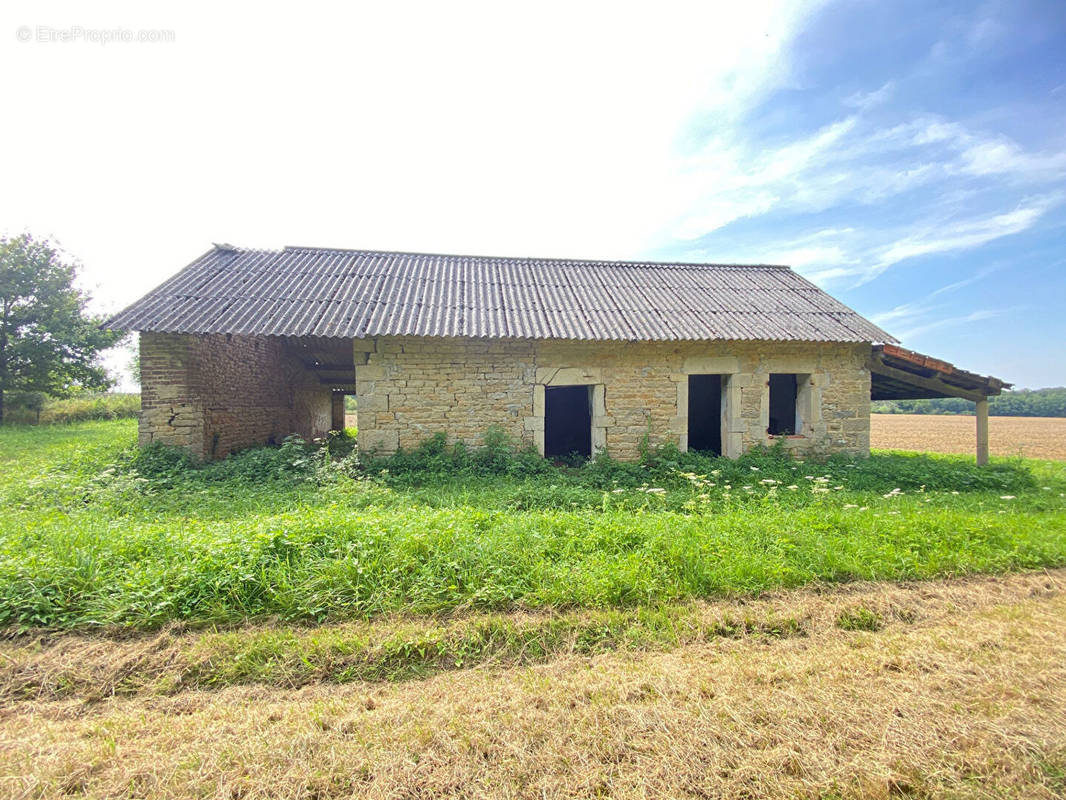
106;245;897;343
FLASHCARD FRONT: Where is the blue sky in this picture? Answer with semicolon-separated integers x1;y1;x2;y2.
652;0;1066;387
1;0;1063;387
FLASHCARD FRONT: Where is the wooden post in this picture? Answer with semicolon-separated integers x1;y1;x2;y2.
331;392;345;432
976;397;989;466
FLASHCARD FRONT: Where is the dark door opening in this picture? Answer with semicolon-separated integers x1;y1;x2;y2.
768;373;798;435
688;374;723;454
544;385;592;459
331;391;357;432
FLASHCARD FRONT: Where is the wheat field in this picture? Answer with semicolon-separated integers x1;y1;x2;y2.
872;413;1066;460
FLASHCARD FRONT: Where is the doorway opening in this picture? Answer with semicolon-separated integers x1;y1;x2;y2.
331;391;357;433
767;373;799;435
688;374;723;454
544;385;592;459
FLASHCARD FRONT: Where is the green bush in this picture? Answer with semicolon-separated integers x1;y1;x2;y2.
3;392;140;425
127;442;196;484
365;426;552;482
114;427;1039;498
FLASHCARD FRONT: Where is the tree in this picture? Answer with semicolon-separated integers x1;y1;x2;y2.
0;233;124;423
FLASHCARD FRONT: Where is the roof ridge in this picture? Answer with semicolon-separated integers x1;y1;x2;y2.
265;244;793;271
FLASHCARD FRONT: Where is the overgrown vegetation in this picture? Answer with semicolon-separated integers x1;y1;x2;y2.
0;420;1064;631
873;386;1066;417
1;390;140;425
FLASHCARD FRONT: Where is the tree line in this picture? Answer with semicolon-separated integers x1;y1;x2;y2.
872;387;1066;417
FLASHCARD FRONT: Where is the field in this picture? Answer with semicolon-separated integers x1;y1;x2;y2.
3;570;1064;799
872;413;1066;460
1;420;1065;798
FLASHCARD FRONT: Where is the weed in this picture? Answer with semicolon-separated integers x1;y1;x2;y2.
836;606;884;631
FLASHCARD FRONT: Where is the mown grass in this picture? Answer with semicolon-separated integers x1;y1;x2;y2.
5;572;1064;800
1;602;811;701
1;419;1064;631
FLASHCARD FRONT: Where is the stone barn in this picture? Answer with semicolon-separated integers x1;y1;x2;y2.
108;245;1007;462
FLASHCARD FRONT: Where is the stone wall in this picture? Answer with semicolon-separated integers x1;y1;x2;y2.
354;337;872;459
140;332;871;461
139;333;332;459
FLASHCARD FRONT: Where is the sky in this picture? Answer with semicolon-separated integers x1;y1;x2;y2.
1;0;1064;388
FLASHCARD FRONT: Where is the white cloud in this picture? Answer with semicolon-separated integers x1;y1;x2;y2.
0;0;828;312
957;139;1066;178
667;105;1065;258
672;116;861;239
843;81;894;109
868;264;999;332
927;264;999;298
870;300;934;328
770;245;851;269
790;198;1056;289
863;198;1059;283
895;307;1010;343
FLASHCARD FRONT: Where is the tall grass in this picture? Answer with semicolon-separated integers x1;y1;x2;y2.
2;392;140;425
0;420;1063;631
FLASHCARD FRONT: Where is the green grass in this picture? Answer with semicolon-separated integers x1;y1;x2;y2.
1;419;1064;631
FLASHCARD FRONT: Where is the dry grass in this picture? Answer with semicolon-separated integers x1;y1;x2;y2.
872;413;1066;460
2;570;1064;799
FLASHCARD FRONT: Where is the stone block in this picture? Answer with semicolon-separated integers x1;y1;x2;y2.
359;428;399;452
682;355;739;374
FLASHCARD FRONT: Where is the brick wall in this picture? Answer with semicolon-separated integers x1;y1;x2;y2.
139;333;333;459
354;337;872;459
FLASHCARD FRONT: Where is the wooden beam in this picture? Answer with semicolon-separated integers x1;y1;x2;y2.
976;398;989;466
307;362;357;372
867;358;987;403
